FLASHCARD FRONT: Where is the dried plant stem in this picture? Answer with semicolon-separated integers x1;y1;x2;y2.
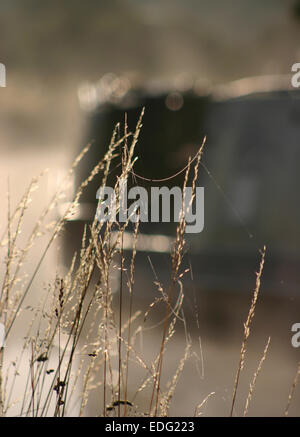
103;268;109;417
150;152;194;416
243;336;271;416
118;232;124;417
160;343;191;416
230;245;266;417
30;342;35;417
284;361;300;416
194;392;215;416
124;220;139;416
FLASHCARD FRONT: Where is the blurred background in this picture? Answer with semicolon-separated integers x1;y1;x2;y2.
1;0;300;417
1;0;300;154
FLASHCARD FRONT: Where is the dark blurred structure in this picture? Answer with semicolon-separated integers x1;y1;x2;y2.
61;74;300;302
293;0;300;20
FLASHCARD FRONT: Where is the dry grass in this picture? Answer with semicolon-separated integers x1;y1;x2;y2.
230;246;266;417
284;361;300;417
0;111;195;417
0;113;298;417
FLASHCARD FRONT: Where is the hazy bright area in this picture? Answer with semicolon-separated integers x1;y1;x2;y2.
1;0;300;154
0;0;300;417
